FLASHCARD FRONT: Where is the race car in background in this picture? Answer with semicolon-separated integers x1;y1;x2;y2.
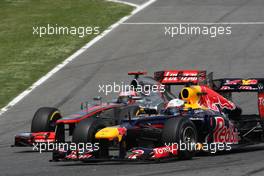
13;70;207;147
13;92;140;147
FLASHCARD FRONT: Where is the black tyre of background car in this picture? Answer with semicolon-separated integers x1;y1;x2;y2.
72;117;108;157
31;107;62;132
162;117;198;160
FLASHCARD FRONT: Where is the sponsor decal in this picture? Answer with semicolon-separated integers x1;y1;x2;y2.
34;139;54;143
128;149;144;159
242;79;258;85
224;80;241;85
224;79;258;86
199;86;236;111
162;71;205;84
213;117;239;144
152;144;178;159
258;83;264;90
258;93;264;118
66;151;93;160
220;86;232;90
259;97;264;106
239;86;257;90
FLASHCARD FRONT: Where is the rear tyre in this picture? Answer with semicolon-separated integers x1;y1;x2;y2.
31;107;61;132
72;118;108;157
162;117;197;160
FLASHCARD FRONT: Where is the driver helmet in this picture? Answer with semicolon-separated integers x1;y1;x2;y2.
165;99;185;115
166;99;185;108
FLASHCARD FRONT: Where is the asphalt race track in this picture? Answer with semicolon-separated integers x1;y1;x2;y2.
1;0;264;175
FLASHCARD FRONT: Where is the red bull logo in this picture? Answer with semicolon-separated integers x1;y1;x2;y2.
199;86;236;112
242;79;258;85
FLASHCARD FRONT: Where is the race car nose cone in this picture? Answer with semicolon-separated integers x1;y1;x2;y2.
95;127;126;142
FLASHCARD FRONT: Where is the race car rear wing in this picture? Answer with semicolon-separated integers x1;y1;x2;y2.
212;78;264;119
154;70;207;85
128;71;147;79
212;78;264;92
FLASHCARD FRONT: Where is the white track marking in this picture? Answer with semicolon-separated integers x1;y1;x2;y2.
122;22;264;25
0;0;157;117
107;0;139;7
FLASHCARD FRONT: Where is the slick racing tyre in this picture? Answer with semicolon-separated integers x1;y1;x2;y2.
162;117;198;160
72;118;108;157
31;107;62;132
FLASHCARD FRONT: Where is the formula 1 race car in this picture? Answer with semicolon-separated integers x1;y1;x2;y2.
52;72;264;162
14;70;206;147
12;74;142;147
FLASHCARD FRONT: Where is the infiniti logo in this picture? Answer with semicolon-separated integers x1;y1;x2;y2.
258;83;264;90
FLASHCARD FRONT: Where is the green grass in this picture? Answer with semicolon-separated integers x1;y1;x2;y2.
0;0;133;108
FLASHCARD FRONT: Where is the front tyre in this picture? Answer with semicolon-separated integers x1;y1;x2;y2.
72;118;108;158
162;117;198;160
31;107;61;132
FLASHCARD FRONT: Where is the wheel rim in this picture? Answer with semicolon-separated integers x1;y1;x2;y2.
182;126;196;143
181;126;196;152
